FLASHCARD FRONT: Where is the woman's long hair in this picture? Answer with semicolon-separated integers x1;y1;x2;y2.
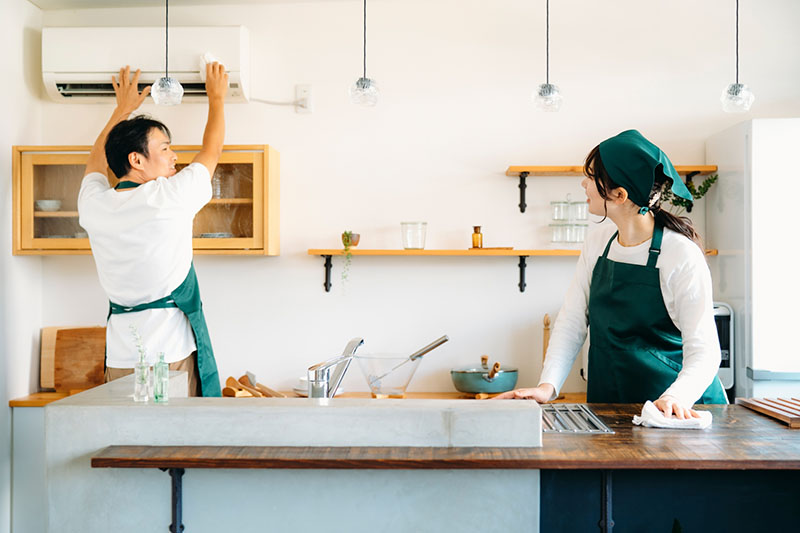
583;145;704;250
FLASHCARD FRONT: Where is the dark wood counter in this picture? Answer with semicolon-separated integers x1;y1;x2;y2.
92;404;800;471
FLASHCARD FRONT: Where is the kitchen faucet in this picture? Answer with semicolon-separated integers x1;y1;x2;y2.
307;337;364;398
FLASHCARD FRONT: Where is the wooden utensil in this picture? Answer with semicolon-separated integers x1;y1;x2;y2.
222;386;253;398
226;376;263;397
736;397;800;428
487;362;501;379
239;375;286;398
53;327;106;393
475;392;504;400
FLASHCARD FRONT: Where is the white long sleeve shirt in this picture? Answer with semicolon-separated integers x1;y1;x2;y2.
539;222;723;407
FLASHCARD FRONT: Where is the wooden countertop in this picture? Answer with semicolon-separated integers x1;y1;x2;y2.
92;405;800;471
9;392;69;407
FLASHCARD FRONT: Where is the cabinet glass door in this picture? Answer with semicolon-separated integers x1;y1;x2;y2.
21;152;94;251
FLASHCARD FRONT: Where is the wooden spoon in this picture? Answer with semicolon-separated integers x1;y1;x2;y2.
239;375;286;398
225;376;263;397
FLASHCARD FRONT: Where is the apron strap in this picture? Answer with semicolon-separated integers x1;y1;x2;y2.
601;231;618;258
646;223;664;269
114;180;141;190
109;295;179;314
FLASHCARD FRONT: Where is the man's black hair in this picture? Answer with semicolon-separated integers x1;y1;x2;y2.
105;115;172;178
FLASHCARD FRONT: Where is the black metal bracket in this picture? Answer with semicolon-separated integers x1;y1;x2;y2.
322;255;332;292
158;467;185;533
518;256;528;292
518;171;529;213
598;469;614;533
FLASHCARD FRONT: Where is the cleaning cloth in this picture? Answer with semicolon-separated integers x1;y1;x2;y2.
632;400;712;429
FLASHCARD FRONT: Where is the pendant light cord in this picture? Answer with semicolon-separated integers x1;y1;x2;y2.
735;0;739;84
165;0;169;78
546;0;550;85
362;0;367;79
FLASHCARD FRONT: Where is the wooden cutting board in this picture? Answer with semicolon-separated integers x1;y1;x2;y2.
45;327;106;392
735;397;800;428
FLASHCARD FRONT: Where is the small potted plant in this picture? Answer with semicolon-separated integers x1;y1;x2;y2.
341;231;360;283
661;174;718;215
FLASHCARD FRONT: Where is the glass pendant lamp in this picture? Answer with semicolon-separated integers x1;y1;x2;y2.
151;0;184;106
349;0;379;106
533;0;562;111
721;0;754;113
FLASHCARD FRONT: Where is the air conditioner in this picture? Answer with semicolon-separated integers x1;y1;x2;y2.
42;26;249;103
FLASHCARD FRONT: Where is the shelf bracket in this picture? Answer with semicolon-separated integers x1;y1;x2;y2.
518;171;529;213
322;255;333;292
518;256;528;292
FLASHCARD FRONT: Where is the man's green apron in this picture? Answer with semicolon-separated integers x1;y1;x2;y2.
106;180;222;397
586;223;727;404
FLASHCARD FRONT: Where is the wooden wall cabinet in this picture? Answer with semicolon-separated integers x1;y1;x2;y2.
12;145;279;255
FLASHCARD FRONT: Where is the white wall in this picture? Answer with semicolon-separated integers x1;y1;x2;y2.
1;2;43;532
24;0;800;399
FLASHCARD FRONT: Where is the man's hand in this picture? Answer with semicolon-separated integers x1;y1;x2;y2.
492;383;555;402
112;66;150;116
653;395;700;419
205;62;228;101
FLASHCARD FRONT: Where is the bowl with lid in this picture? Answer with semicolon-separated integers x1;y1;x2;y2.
450;355;518;394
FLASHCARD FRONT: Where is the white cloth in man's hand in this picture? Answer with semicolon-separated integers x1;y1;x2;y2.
632;401;712;429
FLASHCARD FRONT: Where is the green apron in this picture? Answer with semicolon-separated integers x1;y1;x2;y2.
107;180;222;397
586;223;727;404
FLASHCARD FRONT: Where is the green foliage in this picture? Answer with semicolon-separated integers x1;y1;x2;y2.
342;231;353;283
661;174;718;211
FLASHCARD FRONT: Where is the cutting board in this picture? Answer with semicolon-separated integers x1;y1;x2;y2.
736;397;800;428
41;327;106;392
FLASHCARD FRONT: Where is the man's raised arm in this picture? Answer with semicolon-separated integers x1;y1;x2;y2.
84;66;150;176
192;62;228;176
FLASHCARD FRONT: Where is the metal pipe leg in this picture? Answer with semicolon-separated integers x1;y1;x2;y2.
169;468;185;533
598;469;614;533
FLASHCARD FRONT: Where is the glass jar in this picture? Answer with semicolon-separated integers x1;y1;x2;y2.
550;201;569;221
569;201;588;221
549;223;566;243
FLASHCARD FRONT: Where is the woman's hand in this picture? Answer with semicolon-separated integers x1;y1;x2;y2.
492;383;555;402
653;395;700;419
111;66;150;116
205;61;229;102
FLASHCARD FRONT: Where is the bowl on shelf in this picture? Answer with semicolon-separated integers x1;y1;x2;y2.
355;353;422;399
198;232;234;238
34;199;62;212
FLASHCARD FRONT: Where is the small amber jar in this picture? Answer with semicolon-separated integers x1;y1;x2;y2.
472;226;483;248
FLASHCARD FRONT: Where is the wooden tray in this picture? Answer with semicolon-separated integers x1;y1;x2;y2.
735;397;800;428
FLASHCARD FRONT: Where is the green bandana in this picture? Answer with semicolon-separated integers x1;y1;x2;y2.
598;130;692;213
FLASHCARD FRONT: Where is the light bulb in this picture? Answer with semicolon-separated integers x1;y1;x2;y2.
533;83;562;112
349;77;379;106
151;77;184;106
720;83;754;113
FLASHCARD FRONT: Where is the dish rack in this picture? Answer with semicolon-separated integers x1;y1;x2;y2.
541;404;614;434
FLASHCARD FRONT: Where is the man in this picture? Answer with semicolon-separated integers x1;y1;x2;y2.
78;64;228;396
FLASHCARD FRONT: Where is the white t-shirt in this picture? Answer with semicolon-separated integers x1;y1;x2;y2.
78;163;212;368
540;222;723;407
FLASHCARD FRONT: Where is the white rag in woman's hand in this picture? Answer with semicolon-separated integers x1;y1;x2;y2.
632;400;712;429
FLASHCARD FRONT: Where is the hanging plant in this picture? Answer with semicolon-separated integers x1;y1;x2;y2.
661;174;718;216
341;231;360;283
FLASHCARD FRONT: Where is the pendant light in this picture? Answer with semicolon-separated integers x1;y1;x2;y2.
721;0;754;113
533;0;562;111
151;0;184;106
349;0;379;106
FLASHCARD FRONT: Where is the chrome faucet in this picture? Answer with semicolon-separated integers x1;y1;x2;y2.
307;337;364;398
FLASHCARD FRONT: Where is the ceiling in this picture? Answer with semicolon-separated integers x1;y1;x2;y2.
28;0;328;9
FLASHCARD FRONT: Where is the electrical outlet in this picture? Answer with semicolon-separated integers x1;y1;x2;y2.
295;84;313;114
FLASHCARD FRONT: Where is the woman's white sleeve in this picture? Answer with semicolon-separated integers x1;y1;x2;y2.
661;249;723;406
538;247;592;397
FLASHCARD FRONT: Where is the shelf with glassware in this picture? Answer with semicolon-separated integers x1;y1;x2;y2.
12;145;279;255
306;247;718;294
505;165;718;213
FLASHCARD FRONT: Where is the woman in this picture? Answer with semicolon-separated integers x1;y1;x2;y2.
496;130;727;418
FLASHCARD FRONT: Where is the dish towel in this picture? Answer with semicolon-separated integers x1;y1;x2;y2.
632;401;712;429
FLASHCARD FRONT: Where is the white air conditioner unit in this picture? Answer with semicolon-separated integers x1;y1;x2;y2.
42;26;249;103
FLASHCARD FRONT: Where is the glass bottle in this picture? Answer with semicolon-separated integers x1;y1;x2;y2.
154;352;169;404
133;351;150;402
472;226;483;249
211;173;223;199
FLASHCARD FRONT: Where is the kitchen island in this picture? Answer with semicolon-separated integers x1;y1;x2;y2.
41;377;800;532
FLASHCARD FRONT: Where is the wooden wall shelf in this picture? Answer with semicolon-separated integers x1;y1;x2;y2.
505;164;718;213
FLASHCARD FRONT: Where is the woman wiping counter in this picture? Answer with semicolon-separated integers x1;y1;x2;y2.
496;130;727;418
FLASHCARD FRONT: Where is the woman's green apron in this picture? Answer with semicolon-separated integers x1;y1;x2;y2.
586;223;727;404
106;180;222;397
